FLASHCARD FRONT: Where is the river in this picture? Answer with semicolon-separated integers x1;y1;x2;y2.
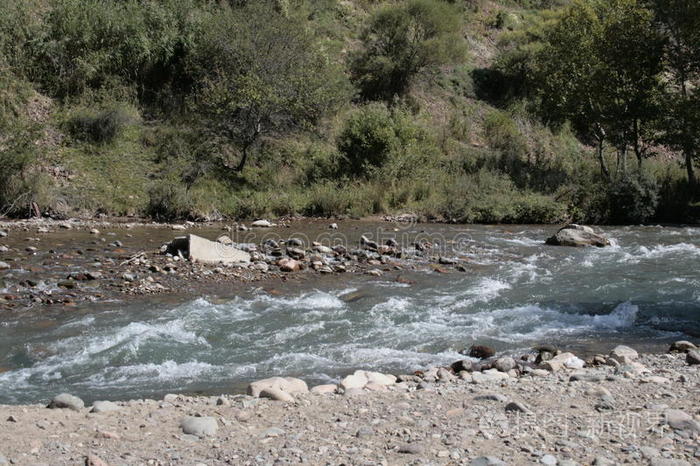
0;223;698;404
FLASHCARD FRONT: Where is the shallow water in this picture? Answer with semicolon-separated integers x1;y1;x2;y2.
0;223;698;404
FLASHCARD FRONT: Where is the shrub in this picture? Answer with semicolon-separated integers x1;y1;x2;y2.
607;174;659;224
66;107;131;144
337;103;403;176
351;0;466;100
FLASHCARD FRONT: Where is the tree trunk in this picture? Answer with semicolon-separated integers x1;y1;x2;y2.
235;145;250;172
596;136;610;180
686;148;697;189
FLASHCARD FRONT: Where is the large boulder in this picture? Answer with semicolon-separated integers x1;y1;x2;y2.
166;234;250;265
545;224;610;247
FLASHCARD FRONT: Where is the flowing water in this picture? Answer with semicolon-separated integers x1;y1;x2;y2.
0;223;698;404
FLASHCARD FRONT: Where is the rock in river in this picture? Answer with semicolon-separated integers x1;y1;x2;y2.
545;224;610;247
467;345;496;359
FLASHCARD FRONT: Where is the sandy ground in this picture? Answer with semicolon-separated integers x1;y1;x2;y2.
0;350;698;466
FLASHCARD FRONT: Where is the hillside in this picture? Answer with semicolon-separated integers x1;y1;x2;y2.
1;0;698;224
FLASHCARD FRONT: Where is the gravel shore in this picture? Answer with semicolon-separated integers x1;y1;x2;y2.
0;348;698;466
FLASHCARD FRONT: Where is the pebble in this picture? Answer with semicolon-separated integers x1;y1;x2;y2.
180;416;218;437
0;261;9;270
541;454;558;465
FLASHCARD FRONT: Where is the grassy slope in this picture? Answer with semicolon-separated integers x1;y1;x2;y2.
10;0;693;223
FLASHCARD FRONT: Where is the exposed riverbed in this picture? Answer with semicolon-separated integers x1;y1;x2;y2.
0;221;698;404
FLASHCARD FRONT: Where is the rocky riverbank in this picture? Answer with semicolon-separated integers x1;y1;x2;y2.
0;217;492;311
0;344;698;466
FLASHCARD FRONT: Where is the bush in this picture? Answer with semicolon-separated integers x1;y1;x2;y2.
66;107;131;144
351;0;466;100
607;174;659;224
337;103;422;177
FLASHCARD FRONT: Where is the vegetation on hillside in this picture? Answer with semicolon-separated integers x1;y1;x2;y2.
0;0;698;224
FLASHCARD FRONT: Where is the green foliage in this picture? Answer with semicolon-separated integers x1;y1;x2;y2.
191;0;351;172
351;0;466;100
33;0;206;103
338;103;412;176
65;107;132;144
607;175;659;223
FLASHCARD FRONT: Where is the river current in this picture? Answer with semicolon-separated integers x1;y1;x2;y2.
0;223;698;404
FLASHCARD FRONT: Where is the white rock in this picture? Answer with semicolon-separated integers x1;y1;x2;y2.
310;384;337;395
355;370;396;386
542;352;578;372
609;345;638;364
664;409;700;432
259;387;295;403
247;377;308;398
47;393;84;411
180;416;218;437
340;373;369;391
251;220;272;227
472;370;509;384
90;400;120;413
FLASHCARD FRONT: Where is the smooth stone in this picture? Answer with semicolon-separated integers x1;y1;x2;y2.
180;416;218;437
90;400;120;413
569;371;604;383
664;409;700;432
609;345;638;364
251;220;272;227
686;350;700;365
541;455;558;466
474;393;508;403
494;357;516;372
649;460;691;466
669;341;697;353
259;387;295;403
468;345;496;359
397;444;423;454
0;261;9;270
470;457;507;466
339;373;369;391
261;427;285;438
542;352;579;372
247;377;308;397
47;393;84;411
343;388;366;397
505;401;531;413
545;224;609;247
310;384;337;395
85;454;109;466
472;369;509;384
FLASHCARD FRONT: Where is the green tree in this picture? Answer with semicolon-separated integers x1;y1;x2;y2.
535;0;664;178
649;0;700;189
191;1;350;172
351;0;466;100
